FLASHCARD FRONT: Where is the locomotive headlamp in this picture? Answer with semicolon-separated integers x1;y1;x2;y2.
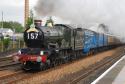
37;56;42;62
18;50;21;55
40;51;44;55
55;49;59;53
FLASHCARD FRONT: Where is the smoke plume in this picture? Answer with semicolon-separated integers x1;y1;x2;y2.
35;0;125;41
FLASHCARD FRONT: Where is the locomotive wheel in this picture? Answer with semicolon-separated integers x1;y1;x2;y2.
39;63;47;71
92;50;95;55
90;51;93;55
55;59;59;66
22;62;31;71
86;52;89;56
53;61;56;67
50;59;57;67
73;52;77;59
78;51;82;57
58;59;63;65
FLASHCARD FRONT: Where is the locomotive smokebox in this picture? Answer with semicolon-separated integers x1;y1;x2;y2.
34;20;42;27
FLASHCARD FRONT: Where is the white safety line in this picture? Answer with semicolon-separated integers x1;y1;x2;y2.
91;55;125;84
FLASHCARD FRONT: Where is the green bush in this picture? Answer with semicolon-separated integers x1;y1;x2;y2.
2;38;11;50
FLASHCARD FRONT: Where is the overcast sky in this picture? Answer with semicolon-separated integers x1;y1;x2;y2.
0;0;38;26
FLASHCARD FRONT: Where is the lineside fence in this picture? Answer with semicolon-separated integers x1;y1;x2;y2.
0;38;25;53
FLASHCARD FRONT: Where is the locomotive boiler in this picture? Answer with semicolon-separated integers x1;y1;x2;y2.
24;24;70;48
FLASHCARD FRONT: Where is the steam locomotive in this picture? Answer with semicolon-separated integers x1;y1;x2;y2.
14;22;121;70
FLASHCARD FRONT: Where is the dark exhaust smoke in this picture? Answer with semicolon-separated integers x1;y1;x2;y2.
35;0;125;41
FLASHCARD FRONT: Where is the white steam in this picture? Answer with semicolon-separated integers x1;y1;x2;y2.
35;0;125;41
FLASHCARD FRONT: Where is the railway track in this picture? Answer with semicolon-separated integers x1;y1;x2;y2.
0;57;12;61
0;66;22;83
0;52;17;67
0;66;54;84
0;71;24;83
0;47;124;84
5;48;121;84
70;50;125;84
0;49;18;57
0;55;91;83
0;62;20;71
0;52;19;69
0;57;22;84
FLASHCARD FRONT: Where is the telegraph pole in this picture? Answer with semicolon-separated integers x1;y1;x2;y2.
24;0;29;27
1;11;3;28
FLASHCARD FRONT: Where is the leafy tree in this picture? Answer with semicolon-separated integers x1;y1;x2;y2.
26;17;33;28
0;21;24;33
26;10;34;28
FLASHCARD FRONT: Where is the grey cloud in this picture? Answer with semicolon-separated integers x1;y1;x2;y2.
0;5;24;25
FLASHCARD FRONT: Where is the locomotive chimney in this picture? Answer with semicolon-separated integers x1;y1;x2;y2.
34;20;42;27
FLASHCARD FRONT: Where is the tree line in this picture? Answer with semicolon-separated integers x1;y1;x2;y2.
0;21;24;33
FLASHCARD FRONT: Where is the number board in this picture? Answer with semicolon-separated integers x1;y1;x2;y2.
27;32;39;40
